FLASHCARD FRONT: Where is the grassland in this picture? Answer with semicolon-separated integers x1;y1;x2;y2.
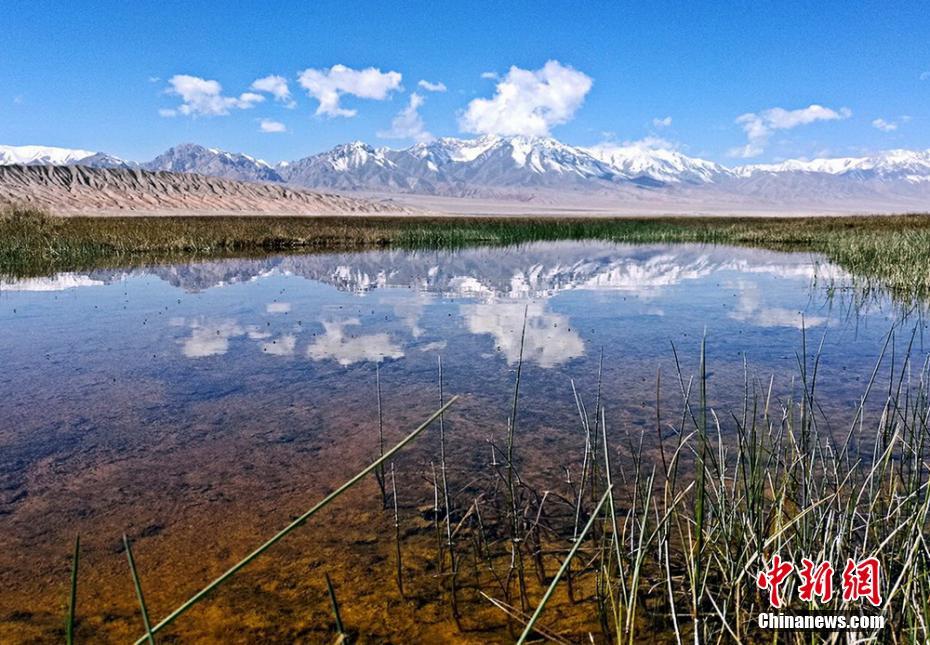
3;206;930;298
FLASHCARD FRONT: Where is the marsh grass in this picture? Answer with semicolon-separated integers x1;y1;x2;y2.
423;321;929;642
4;205;930;298
371;319;928;642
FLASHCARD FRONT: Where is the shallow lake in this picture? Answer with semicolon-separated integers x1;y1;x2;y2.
0;241;926;642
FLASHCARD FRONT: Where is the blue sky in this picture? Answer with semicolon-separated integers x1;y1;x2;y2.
1;1;928;164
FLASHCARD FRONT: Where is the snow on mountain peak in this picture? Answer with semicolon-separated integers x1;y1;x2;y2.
142;143;282;181
732;149;930;180
0;144;97;166
444;135;502;163
584;142;727;184
323;141;394;171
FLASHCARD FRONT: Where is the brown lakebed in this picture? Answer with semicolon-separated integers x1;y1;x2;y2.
0;241;924;643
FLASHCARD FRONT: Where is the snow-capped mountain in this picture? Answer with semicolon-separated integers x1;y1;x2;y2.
13;243;843;301
77;152;139;169
276;137;930;198
3;137;930;210
279;135;627;195
420;135;619;186
0;145;136;168
734;149;930;183
0;144;98;166
279;141;411;191
143;143;283;183
584;143;731;185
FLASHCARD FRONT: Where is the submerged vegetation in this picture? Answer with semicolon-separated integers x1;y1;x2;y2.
2;205;930;298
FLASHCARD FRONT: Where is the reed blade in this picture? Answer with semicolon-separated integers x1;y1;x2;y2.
123;534;155;644
325;572;346;638
66;535;79;645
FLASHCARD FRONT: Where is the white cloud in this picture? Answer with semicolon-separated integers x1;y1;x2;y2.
623;135;678;150
480;71;499;80
158;108;177;118
180;319;245;358
266;301;291;313
871;118;898;132
165;74;265;117
728;281;826;330
419;340;447;353
250;75;296;107
728;104;851;158
259;119;287;133
261;334;297;356
652;116;672;128
306;318;403;365
461;301;584;369
297;64;402;117
393;295;429;338
418;79;447;92
459;60;593;137
377;93;432;142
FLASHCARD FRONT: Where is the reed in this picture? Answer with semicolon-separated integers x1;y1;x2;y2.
390;462;405;598
504;307;530;613
517;486;613;644
65;535;79;645
374;363;387;508
436;356;461;625
481;319;929;642
324;573;347;642
122;535;154;644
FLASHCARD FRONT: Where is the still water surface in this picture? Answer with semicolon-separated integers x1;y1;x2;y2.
0;241;924;641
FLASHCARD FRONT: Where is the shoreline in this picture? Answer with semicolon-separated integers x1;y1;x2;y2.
3;207;930;296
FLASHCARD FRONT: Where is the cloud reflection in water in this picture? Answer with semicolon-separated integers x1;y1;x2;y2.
462;301;584;368
306;318;404;366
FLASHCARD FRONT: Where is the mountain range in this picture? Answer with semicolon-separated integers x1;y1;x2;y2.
3;138;930;213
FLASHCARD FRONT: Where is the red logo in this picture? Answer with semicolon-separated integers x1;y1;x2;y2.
798;559;834;603
757;555;794;608
841;558;881;606
756;556;882;608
